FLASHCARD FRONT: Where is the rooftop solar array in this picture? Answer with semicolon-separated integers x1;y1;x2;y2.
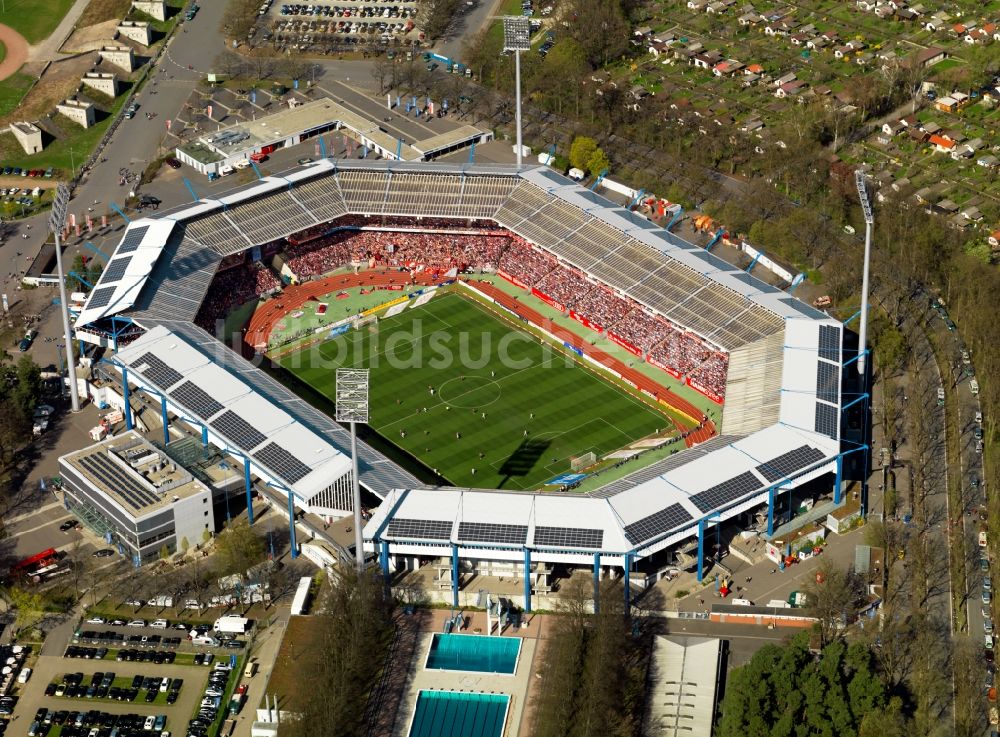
87;286;117;309
211;410;268;450
169;380;225;420
816;361;840;404
117;225;149;254
253;442;312;485
689;471;762;513
533;525;605;549
457;522;529;546
755;445;827;483
127;235;221;324
815;402;839;440
77;451;159;511
386;518;453;540
102;256;133;283
135;352;184;389
818;324;841;362
623;504;693;546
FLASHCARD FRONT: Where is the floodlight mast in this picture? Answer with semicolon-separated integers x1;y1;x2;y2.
854;170;873;377
48;184;80;412
503;17;531;169
335;369;369;574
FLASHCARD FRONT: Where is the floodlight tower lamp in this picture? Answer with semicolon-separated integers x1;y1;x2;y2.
854;170;873;378
335;368;369;574
503;16;531;170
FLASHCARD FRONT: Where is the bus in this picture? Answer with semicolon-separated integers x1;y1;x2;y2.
10;548;59;577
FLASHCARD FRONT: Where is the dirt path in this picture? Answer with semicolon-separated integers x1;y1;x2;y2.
0;23;29;81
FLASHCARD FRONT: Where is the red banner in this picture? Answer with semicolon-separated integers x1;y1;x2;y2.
687;377;724;404
647;355;682;379
387;285;404;291
531;288;565;314
497;269;529;290
607;331;641;357
569;310;603;334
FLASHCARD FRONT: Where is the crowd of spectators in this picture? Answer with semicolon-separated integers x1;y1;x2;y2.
196;262;281;331
215;217;732;398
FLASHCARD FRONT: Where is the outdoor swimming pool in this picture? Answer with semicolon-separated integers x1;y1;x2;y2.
408;690;510;737
424;633;521;674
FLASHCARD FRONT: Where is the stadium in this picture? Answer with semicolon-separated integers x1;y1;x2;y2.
73;158;866;608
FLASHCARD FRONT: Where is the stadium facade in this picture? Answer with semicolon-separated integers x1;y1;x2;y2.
74;159;865;606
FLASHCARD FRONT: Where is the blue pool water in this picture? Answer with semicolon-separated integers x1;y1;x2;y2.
408;691;510;737
425;633;521;674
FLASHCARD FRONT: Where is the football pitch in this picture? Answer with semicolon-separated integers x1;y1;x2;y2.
275;291;670;490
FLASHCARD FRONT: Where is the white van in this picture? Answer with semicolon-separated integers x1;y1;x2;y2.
17;667;31;684
233;159;251;170
218;165;235;177
244;661;258;678
970;379;980;396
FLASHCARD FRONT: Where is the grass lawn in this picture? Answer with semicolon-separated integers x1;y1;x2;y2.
0;41;6;66
78;0;132;27
0;72;33;119
0;89;130;171
276;291;669;490
0;0;76;44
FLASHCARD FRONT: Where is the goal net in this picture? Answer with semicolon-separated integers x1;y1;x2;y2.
353;314;378;331
570;452;596;471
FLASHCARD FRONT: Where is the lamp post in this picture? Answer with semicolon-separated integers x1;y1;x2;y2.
502;16;530;169
49;184;80;412
854;170;873;377
335;369;369;574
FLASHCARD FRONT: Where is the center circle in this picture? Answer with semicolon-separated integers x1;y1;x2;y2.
438;375;502;408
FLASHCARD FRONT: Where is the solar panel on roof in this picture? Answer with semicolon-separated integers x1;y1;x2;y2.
779;297;829;320
135;352;184;389
87;286;117;309
689;471;762;513
117;225;149;254
78;451;160;511
457;522;528;546
755;445;827;483
386;518;453;540
815;402;839;440
623;504;692;545
816;361;839;404
253;442;312;484
534;526;604;549
818;324;841;362
211;410;267;450
169;381;224;419
534;168;571;186
101;256;133;284
729;272;781;293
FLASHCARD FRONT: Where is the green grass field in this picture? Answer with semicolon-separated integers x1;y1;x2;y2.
276;292;670;490
0;0;75;44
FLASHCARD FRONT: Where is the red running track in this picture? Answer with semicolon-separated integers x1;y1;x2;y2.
466;281;717;447
245;269;449;349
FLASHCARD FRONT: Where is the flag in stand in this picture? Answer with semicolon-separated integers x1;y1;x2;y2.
166;119;172;130
206;105;213;119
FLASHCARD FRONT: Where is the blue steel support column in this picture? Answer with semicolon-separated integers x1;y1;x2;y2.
623;553;632;611
243;458;255;525
160;395;169;446
451;545;460;608
697;519;706;583
122;368;133;430
834;454;844;505
593;553;601;613
201;425;209;448
287;489;297;559
523;548;532;613
379;540;390;580
767;486;775;536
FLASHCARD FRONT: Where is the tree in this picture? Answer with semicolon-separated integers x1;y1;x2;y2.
180;537;190;555
567;0;629;67
12;356;41;417
8;587;45;634
569;136;601;172
586;147;611;177
214;519;265;577
803;559;868;646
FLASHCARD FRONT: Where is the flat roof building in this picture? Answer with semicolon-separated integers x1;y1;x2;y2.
59;431;215;564
646;637;721;737
57;99;96;128
9;121;43;154
175;98;491;175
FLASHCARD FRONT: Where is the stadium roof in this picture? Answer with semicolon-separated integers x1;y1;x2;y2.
113;324;419;501
75;159;846;555
364;423;838;562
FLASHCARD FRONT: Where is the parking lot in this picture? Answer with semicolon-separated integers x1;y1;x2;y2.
10;617;251;737
256;0;421;52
